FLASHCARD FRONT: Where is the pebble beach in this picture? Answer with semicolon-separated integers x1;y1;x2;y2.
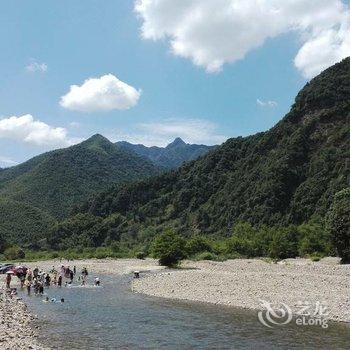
0;289;49;350
133;258;350;323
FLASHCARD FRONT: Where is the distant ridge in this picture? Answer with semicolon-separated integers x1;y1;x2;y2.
0;134;161;219
116;137;215;169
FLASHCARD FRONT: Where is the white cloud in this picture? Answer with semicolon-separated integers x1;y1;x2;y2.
69;121;80;128
0;114;77;148
60;74;141;112
112;119;227;146
135;0;350;78
25;60;48;73
257;99;277;108
0;156;18;167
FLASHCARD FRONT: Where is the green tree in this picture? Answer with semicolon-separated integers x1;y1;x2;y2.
326;188;350;263
268;226;299;260
151;229;186;267
298;222;331;256
185;236;212;256
4;246;25;260
226;236;255;257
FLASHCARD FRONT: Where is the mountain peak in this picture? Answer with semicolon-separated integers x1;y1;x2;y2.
81;134;115;153
167;137;186;148
85;134;110;143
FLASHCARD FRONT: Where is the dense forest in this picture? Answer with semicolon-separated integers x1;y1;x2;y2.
0;135;160;243
0;58;349;263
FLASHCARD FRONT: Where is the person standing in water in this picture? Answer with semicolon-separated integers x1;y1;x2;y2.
69;269;74;284
57;275;62;287
45;273;51;287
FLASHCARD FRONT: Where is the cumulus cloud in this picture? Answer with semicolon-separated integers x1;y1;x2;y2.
112;119;227;146
0;114;77;148
60;74;141;112
25;60;48;73
257;99;277;108
135;0;350;78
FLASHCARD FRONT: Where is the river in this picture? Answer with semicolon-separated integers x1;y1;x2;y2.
23;275;350;350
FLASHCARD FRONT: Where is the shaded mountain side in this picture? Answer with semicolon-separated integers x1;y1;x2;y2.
116;137;215;169
0;197;55;246
0;134;160;219
78;58;350;237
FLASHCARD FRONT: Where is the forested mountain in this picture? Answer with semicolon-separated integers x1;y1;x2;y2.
0;197;54;247
0;134;160;244
74;57;350;242
116;137;215;169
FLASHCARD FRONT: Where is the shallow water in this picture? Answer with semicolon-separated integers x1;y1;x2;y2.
23;275;350;350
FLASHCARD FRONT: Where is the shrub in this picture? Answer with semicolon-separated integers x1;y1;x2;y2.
298;223;331;256
194;251;218;261
151;229;186;267
310;253;323;262
185;236;212;256
4;246;25;260
136;251;146;259
268;226;299;260
226;236;255;257
326;188;350;263
94;247;111;259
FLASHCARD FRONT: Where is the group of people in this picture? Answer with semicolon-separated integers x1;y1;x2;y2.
3;263;102;308
22;266;72;296
4;264;101;298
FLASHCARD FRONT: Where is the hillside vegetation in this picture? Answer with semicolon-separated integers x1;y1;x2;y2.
0;134;160;219
75;58;349;239
0;197;54;247
0;135;160;246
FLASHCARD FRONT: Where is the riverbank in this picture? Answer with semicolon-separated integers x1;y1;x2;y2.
0;287;49;350
133;258;350;323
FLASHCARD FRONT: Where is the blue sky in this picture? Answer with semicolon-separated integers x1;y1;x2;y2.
0;0;349;166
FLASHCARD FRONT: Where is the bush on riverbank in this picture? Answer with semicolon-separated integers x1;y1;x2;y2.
151;229;186;267
326;188;350;263
4;246;25;260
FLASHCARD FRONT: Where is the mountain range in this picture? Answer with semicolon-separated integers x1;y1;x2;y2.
116;138;215;169
73;57;350;243
0;135;214;245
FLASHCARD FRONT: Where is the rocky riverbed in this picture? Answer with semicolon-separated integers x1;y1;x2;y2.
0;288;49;350
133;258;350;323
